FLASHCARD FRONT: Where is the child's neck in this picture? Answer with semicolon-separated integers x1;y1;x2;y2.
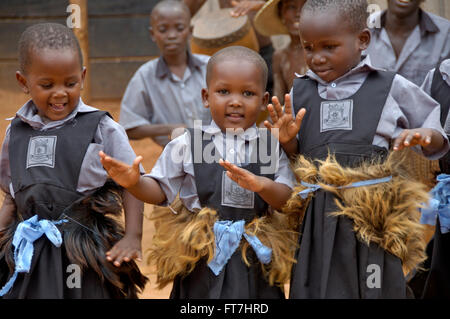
288;35;302;50
385;9;420;35
163;51;188;79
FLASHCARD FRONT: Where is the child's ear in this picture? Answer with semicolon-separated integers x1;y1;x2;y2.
358;29;371;51
261;91;270;111
149;26;155;41
80;67;87;89
15;71;29;94
201;88;209;108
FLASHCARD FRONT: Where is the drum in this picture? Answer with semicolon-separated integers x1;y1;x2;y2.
190;8;260;56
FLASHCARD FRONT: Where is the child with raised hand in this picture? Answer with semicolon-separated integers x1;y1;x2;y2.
0;23;147;298
100;45;297;299
264;0;449;299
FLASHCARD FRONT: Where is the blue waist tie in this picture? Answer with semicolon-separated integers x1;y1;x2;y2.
0;215;67;296
208;220;272;276
297;176;393;199
420;174;450;234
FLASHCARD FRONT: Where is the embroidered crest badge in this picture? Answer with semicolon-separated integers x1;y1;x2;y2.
320;99;353;132
221;171;254;209
26;136;57;168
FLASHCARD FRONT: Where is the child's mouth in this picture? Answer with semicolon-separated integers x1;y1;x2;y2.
226;113;244;123
396;0;412;6
49;103;67;111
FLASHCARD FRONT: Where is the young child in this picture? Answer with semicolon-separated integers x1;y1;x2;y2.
119;0;211;147
100;46;298;299
264;0;449;298
0;23;148;298
409;59;450;298
365;0;450;190
254;0;308;104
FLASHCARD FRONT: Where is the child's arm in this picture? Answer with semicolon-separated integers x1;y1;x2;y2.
219;159;292;211
264;94;306;158
126;123;186;141
99;151;166;205
0;193;16;231
106;190;144;267
393;128;444;154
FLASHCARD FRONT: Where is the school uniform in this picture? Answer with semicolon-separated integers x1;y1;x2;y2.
147;121;296;298
288;55;449;299
0;99;147;298
366;9;450;86
409;59;450;298
119;51;211;146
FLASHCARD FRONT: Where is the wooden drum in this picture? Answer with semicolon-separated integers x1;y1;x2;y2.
190;8;260;56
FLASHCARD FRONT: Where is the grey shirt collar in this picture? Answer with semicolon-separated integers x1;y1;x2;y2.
155;50;204;78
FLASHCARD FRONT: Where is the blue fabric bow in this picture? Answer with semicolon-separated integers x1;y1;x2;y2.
208;220;272;276
297;176;393;199
420;174;450;234
0;215;67;296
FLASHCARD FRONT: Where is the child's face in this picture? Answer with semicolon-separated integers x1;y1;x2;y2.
299;10;370;83
16;48;85;121
387;0;424;18
280;0;306;37
150;6;191;58
202;60;269;132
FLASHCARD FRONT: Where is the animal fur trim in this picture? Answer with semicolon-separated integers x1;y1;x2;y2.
283;150;429;275
0;181;148;298
147;198;298;289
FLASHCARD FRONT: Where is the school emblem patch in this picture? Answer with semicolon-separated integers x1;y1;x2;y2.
26;136;57;169
320;99;353;132
221;171;254;209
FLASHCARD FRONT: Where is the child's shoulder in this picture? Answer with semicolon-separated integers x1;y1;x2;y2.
191;53;210;65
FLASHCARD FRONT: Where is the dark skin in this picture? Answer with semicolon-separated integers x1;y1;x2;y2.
126;4;191;142
0;193;16;231
385;0;424;59
265;8;444;158
99;59;292;211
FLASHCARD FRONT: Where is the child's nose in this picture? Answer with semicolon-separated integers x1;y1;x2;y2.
52;88;68;98
228;96;243;107
312;53;326;65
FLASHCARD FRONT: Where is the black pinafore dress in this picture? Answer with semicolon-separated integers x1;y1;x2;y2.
1;111;117;298
289;71;409;298
409;63;450;298
170;129;285;299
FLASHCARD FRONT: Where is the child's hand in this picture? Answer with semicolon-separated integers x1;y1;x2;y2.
230;0;265;17
264;94;306;144
106;234;142;267
99;151;142;189
393;128;433;151
219;159;264;193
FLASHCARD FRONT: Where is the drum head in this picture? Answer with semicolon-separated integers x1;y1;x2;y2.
192;8;247;41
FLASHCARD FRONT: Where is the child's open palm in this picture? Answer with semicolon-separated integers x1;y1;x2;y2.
99;151;141;189
393;128;433;151
219;159;263;193
264;94;306;144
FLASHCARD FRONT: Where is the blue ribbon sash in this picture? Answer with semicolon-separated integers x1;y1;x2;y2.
208;220;272;276
0;215;67;296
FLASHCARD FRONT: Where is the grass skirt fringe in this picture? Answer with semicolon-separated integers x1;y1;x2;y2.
147;199;298;289
283;150;430;275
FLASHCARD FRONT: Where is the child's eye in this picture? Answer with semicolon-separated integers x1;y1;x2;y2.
218;89;229;94
66;82;77;88
243;91;255;97
40;83;52;89
303;45;312;52
325;45;337;50
158;27;166;33
177;25;186;31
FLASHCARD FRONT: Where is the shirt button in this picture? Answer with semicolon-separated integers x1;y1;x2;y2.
443;75;448;81
331;83;337;88
180;83;185;88
229;149;235;154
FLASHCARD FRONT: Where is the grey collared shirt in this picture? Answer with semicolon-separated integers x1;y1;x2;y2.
119;52;212;146
290;55;449;159
421;59;450;134
0;99;142;197
146;120;296;212
365;9;450;86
